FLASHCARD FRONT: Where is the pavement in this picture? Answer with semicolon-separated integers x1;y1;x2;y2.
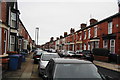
93;60;120;72
2;52;42;80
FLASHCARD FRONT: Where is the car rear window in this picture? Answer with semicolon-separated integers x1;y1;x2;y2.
54;63;102;79
42;54;60;61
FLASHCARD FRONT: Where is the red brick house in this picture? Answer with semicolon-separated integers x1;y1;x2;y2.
18;19;33;52
0;1;20;55
0;0;34;71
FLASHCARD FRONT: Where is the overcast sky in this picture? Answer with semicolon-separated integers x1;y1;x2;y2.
18;0;119;45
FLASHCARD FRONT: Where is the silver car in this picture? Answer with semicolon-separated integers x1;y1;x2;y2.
38;52;60;76
45;58;106;80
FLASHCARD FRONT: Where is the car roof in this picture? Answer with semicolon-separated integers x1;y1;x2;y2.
42;52;58;55
51;58;92;64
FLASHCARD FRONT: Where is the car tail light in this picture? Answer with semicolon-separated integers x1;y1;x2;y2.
35;55;40;58
80;54;83;56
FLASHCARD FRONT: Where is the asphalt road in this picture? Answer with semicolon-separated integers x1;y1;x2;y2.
97;65;120;80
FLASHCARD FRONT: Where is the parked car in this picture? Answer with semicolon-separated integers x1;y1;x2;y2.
58;50;65;57
50;49;56;53
82;50;94;62
33;50;43;63
38;52;60;76
63;51;75;57
44;58;107;80
75;50;84;58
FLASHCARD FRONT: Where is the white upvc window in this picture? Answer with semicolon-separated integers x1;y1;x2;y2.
108;21;112;34
11;12;16;28
110;39;115;53
95;41;99;48
10;35;15;51
103;40;108;49
94;26;97;37
88;29;90;39
4;30;7;54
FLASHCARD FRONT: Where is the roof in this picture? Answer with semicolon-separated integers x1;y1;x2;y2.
52;58;92;64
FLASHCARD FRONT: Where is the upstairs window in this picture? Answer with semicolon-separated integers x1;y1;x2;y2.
88;29;90;39
108;21;112;34
79;34;82;40
94;26;97;37
84;31;86;40
11;12;16;28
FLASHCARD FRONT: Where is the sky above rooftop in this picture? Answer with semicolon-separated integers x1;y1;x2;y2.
18;0;119;45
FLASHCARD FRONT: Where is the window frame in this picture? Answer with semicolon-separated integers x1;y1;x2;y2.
88;29;91;39
10;35;15;51
108;21;112;34
95;41;99;48
84;31;86;40
11;12;16;28
94;26;97;37
110;39;115;53
103;40;108;49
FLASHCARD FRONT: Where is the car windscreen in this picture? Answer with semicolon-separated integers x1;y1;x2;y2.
68;51;74;54
41;54;59;61
82;51;91;54
36;51;42;55
54;63;102;80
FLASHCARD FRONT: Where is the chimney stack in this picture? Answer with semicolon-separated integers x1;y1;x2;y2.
90;18;98;25
56;37;59;40
80;23;87;29
64;32;68;37
60;35;63;39
50;37;54;42
70;28;75;33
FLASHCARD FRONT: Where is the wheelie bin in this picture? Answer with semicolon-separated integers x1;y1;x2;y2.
9;55;20;70
16;54;22;69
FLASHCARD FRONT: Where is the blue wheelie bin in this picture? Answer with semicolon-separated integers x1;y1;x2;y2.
16;54;22;69
9;55;19;70
20;52;26;62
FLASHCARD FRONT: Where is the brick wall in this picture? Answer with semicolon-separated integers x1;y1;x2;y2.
1;1;7;23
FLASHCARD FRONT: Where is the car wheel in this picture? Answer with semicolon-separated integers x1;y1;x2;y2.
34;60;36;64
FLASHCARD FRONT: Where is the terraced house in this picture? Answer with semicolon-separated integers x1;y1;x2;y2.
41;2;120;62
0;0;34;71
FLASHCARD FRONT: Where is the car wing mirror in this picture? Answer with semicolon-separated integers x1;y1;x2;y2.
43;75;48;80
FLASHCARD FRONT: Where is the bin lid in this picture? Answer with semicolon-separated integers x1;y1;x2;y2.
9;55;20;58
